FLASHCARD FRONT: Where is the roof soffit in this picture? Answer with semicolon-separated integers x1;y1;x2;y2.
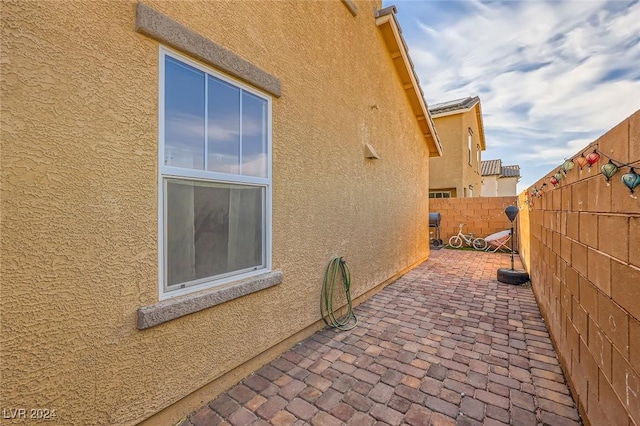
375;10;442;157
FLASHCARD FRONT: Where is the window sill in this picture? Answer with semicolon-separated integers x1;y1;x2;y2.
137;270;283;330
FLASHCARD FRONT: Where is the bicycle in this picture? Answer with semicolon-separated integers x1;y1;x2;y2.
448;223;488;250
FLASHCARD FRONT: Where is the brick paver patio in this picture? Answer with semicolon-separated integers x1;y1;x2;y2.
182;249;581;426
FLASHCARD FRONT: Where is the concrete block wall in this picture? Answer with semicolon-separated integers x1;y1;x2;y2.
518;110;640;426
430;196;518;243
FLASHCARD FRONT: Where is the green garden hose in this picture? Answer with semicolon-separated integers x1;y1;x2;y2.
321;257;358;331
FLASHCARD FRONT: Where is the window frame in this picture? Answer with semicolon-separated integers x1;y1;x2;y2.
467;128;473;166
429;191;452;199
158;46;272;300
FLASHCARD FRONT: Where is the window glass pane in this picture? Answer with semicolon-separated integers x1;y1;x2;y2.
207;76;240;174
166;179;264;288
165;57;205;169
241;91;268;177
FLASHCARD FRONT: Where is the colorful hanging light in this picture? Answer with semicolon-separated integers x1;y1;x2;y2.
550;176;559;187
621;167;640;198
538;182;547;196
586;150;600;172
561;159;575;174
576;154;588;174
600;160;618;185
554;170;564;181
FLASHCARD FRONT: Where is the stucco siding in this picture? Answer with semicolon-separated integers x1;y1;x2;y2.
497;176;518;196
429;106;483;197
460;107;483;195
1;1;431;424
482;175;499;196
429;114;463;194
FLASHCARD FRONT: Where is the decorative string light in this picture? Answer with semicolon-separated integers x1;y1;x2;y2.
621;167;640;199
561;159;575;174
586;149;600;172
438;198;520;221
528;144;639;199
576;154;588;174
600;160;618;185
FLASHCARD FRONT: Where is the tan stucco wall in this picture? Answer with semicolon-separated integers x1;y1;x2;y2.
460;105;483;195
429;115;463;193
1;1;432;424
429;107;483;197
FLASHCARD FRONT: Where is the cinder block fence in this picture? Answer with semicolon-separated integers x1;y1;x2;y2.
518;110;639;426
429;196;518;244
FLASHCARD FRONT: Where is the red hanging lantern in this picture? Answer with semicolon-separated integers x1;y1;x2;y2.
586;150;600;172
550;176;559;186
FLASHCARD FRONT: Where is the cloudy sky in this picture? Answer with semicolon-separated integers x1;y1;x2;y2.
384;0;640;191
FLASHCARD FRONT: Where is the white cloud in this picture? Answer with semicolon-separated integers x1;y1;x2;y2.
395;0;640;189
519;138;594;166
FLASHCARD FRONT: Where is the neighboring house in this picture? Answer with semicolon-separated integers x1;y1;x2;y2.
428;96;486;198
481;159;521;196
1;2;441;425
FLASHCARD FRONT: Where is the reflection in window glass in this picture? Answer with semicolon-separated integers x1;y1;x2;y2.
161;50;271;296
208;77;240;174
241;91;268;177
165;57;205;169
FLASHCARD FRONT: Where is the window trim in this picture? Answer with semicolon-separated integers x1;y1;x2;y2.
467;128;473;166
429;191;452;199
158;46;272;301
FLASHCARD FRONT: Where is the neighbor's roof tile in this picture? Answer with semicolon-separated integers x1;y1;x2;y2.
481;159;502;176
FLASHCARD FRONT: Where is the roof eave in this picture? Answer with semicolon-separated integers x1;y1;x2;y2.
375;11;442;157
429;97;479;118
431;97;486;151
474;102;487;151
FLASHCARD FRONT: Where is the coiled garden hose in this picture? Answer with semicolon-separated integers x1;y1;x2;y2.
321;257;358;331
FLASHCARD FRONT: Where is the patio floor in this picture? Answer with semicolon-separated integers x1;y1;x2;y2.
182;249;582;426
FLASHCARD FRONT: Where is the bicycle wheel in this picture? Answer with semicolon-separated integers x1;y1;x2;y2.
473;238;488;251
449;236;463;248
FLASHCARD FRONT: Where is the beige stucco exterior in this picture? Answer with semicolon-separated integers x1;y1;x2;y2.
1;1;437;424
481;175;519;196
429;105;484;197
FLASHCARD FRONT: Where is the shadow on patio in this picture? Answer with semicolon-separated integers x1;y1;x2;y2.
182;249;581;426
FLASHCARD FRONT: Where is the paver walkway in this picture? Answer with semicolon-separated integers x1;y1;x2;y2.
182;249;581;426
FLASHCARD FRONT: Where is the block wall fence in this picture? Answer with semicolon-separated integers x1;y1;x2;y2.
518;110;640;426
429;196;519;244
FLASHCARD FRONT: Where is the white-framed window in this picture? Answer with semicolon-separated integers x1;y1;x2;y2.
476;144;480;173
158;47;272;299
468;128;473;166
429;191;452;199
468;185;473;197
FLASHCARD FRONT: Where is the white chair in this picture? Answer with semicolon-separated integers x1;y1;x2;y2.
484;230;512;253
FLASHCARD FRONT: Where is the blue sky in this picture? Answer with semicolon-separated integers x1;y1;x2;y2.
384;0;640;191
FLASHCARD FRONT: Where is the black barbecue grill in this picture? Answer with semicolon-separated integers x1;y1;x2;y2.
429;212;442;246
